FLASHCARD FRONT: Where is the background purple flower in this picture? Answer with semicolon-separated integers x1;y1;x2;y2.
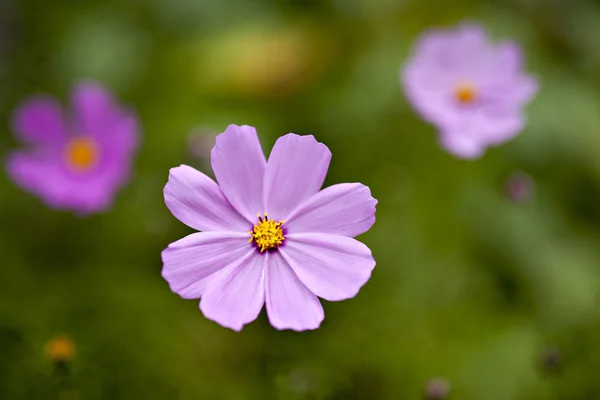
162;124;377;331
402;23;539;159
6;81;140;215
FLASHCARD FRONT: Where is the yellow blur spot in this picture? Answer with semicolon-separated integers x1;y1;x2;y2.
195;24;334;98
45;335;75;362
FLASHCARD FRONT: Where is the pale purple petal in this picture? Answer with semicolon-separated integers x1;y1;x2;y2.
482;75;539;106
264;134;331;220
164;165;249;232
402;55;464;126
162;231;251;299
477;107;525;145
402;70;460;125
211;125;266;222
286;183;377;237
409;23;488;78
490;41;523;79
12;96;67;146
437;104;525;157
438;129;486;159
265;252;324;331
199;251;266;331
511;75;539;106
280;233;375;301
453;23;489;61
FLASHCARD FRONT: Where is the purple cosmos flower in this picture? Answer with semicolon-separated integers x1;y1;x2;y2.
162;125;377;331
424;378;451;400
6;82;140;215
402;23;539;159
505;171;535;203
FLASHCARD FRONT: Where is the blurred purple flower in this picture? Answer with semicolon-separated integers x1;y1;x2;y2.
424;378;450;399
539;346;562;372
505;171;535;203
6;81;140;215
187;126;217;161
162;124;377;331
402;22;539;159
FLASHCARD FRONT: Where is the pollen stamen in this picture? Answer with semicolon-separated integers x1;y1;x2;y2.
249;212;285;252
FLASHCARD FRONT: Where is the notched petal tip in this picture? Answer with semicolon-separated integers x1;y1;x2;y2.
217;124;259;142
199;307;245;332
350;183;378;223
163;164;192;201
197;251;266;332
166;164;194;180
279;133;331;154
359;183;378;207
270;315;324;332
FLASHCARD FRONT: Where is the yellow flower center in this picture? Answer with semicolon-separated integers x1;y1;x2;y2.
248;213;285;252
453;81;477;104
45;335;75;362
65;137;98;172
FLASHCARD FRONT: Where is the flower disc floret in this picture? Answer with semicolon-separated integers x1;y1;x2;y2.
65;136;98;172
249;213;285;252
453;81;477;104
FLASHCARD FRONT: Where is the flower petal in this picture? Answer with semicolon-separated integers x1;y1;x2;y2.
438;129;486;160
164;165;250;232
6;151;116;214
71;81;114;135
162;231;251;300
6;151;68;206
12;96;67;146
485;75;539;107
265;252;324;331
491;41;523;79
286;183;377;237
478;107;525;145
199;251;266;331
455;23;488;52
264;134;331;220
71;81;140;152
211;125;266;222
280;233;375;301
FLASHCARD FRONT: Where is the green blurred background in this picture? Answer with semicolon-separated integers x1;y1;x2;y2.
2;0;600;398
